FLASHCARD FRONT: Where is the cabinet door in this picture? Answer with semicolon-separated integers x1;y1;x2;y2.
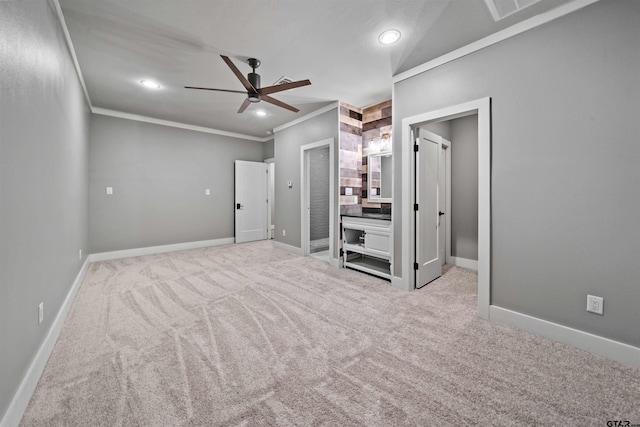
365;232;390;256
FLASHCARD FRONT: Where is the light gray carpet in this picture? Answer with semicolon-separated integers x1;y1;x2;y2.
21;241;640;426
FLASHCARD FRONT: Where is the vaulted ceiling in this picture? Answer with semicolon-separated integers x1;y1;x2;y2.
59;0;572;138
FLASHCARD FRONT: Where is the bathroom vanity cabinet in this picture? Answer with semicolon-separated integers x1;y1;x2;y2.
342;215;392;280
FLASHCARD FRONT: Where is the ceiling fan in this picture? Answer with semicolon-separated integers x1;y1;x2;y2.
185;55;311;113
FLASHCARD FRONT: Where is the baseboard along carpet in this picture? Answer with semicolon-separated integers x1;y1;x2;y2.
21;241;640;426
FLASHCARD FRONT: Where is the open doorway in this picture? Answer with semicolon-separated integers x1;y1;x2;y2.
265;158;275;239
308;146;330;258
399;97;490;319
415;115;479;288
300;138;335;263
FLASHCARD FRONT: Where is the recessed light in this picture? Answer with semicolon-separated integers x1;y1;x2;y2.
256;110;267;117
378;29;401;45
140;79;161;89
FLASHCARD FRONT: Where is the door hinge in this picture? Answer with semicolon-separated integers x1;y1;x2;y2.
413;144;419;152
414;203;419;211
413;262;419;271
339;248;344;257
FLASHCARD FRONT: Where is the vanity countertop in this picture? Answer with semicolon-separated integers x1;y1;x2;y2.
341;212;391;221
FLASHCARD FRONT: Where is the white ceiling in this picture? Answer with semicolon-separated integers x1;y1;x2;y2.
59;0;571;138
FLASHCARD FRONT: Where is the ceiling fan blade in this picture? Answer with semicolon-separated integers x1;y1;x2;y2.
258;79;311;96
237;98;251;113
261;95;299;113
220;55;256;92
184;86;246;94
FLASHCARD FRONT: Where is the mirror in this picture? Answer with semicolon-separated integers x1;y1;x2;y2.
367;151;392;203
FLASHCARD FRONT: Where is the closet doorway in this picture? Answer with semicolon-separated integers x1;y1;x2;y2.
300;138;335;263
265;158;275;239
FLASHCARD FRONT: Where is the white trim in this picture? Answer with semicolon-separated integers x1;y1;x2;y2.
329;257;341;269
444;138;452;267
92;108;268;142
450;256;478;271
300;138;335;266
391;276;411;292
273;102;340;133
88;238;234;262
0;259;90;427
272;240;304;256
52;0;92;110
393;0;601;84
490;306;640;369
398;98;491;320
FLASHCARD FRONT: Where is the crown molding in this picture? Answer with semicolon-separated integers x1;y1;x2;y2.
92;108;270;142
53;0;92;109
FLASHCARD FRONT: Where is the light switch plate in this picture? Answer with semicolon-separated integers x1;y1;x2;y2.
106;187;113;195
205;189;211;196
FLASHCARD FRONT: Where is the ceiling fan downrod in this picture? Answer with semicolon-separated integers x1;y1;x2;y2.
247;58;261;102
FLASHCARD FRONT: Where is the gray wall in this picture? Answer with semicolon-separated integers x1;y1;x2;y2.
450;115;478;260
421;121;451;141
0;1;90;420
89;115;263;253
262;138;274;160
274;108;339;257
393;0;640;347
309;146;330;241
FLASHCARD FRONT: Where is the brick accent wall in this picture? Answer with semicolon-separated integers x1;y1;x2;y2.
339;102;363;215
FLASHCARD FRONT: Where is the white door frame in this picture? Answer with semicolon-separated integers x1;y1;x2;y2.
300;138;335;259
398;97;490;319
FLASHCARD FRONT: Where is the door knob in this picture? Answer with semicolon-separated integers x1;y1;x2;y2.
236;203;244;210
439;211;445;216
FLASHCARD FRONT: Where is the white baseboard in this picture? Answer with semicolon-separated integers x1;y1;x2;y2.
88;238;235;262
450;256;478;271
391;275;411;291
0;258;90;427
329;257;341;268
490;305;640;369
272;240;304;256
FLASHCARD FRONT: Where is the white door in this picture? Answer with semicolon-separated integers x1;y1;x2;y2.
439;143;447;265
415;132;443;288
235;160;268;243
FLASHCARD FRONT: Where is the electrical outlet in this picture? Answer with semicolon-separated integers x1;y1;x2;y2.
282;229;286;236
106;187;113;195
205;189;211;196
38;302;44;324
587;295;603;315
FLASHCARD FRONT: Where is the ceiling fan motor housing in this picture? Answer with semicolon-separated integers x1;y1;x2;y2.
248;72;260;102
